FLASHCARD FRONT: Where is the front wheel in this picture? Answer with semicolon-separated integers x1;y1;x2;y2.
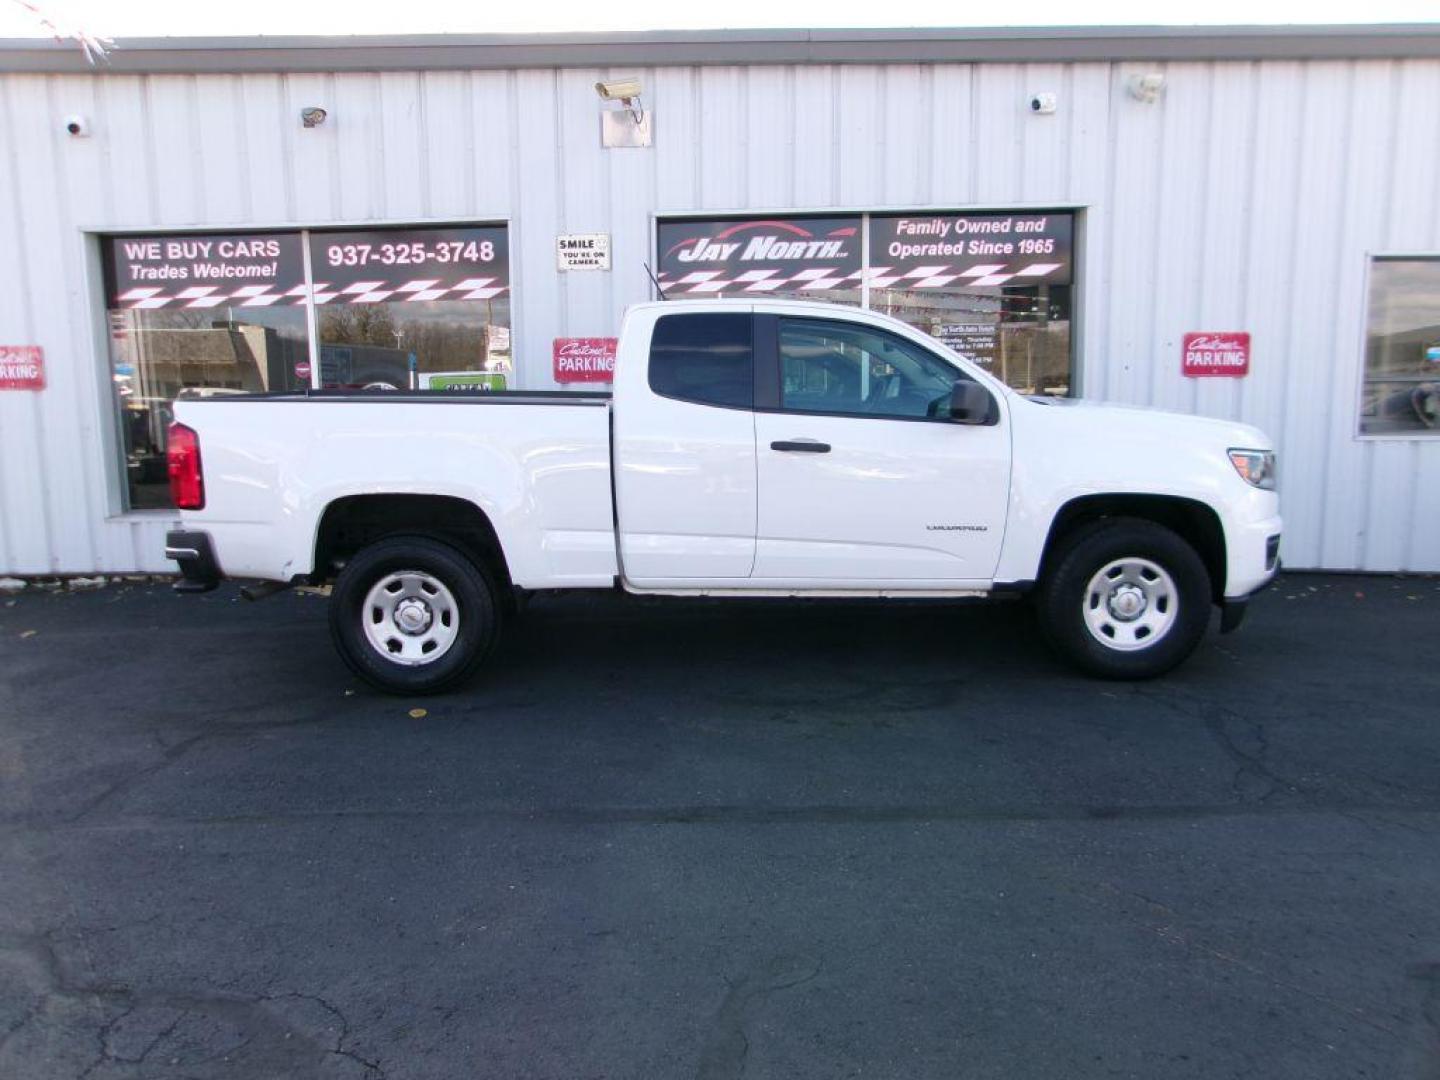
1036;518;1212;679
329;535;500;694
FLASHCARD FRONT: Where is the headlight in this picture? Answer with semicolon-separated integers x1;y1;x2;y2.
1228;448;1276;490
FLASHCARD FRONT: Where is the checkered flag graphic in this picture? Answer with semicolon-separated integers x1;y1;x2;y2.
114;277;510;310
656;262;1064;294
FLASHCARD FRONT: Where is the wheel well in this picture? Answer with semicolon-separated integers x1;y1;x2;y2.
1040;494;1226;601
313;494;513;594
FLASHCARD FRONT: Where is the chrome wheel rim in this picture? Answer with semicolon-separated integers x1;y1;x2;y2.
362;570;460;666
1082;557;1178;652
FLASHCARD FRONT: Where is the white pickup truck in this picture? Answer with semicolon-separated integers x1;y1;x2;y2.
165;299;1281;693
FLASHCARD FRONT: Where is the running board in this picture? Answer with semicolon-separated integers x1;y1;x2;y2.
620;585;990;599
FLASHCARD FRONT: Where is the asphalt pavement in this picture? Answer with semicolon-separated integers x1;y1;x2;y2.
1;572;1438;1079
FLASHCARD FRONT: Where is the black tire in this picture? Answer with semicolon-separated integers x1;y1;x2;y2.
329;535;500;694
1036;517;1211;679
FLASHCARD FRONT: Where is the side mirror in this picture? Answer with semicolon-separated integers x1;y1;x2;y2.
949;381;992;425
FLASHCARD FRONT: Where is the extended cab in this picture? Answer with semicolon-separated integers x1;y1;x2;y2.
165;300;1281;692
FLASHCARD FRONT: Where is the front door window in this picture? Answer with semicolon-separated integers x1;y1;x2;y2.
778;317;963;420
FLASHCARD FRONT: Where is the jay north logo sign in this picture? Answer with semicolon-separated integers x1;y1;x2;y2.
672;235;849;263
659;218;861;272
656;217;861;296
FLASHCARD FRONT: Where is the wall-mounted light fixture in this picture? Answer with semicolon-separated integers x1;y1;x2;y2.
300;106;328;128
1127;73;1166;104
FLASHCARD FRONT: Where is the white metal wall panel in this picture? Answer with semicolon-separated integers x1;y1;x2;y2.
0;58;1438;574
1019;64;1068;201
1239;62;1303;489
0;78;52;571
1379;62;1440;572
1190;62;1251;429
510;67;560;417
559;68;606;341
928;66;975;206
881;66;927;207
1064;62;1112;401
836;66;882;207
790;67;836;209
1324;63;1395;571
1282;64;1351;572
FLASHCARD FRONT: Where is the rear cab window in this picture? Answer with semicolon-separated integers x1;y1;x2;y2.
648;313;754;409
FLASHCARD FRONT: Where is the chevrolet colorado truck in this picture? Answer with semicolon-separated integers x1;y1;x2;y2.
165;299;1281;693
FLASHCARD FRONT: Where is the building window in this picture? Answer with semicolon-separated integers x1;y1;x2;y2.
101;224;511;511
868;212;1074;396
655;211;1076;396
1360;257;1440;436
310;226;510;390
102;232;311;510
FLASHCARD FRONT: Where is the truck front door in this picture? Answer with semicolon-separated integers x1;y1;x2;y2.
750;313;1011;587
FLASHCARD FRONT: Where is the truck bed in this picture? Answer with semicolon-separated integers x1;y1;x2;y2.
182;388;612;404
173;393;618;588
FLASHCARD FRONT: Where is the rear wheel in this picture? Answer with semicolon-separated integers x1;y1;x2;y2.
329;535;500;694
1037;518;1211;679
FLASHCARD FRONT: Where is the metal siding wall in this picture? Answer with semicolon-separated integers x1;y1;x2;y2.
1325;63;1394;571
1240;61;1304;512
0;59;1437;574
1196;63;1255;434
1065;62;1112;400
558;68;610;349
929;66;975;205
1019;63;1068;200
790;67;836;208
1380;62;1440;571
0;78;55;572
1282;64;1350;570
510;68;560;394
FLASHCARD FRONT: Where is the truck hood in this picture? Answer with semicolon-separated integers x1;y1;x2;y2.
1021;395;1273;451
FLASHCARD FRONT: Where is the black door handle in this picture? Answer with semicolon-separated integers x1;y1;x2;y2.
770;440;831;453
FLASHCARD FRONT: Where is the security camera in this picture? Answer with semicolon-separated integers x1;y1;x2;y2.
63;114;91;137
595;79;643;103
300;106;328;128
1029;93;1057;115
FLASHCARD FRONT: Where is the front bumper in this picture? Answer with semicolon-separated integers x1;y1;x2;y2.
1224;508;1283;597
165;530;222;593
1219;526;1282;633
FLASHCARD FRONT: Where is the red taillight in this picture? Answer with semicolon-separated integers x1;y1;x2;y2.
167;422;205;510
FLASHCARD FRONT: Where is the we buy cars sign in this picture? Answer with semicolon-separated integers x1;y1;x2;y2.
0;346;44;390
104;233;307;309
553;338;617;383
1182;332;1250;377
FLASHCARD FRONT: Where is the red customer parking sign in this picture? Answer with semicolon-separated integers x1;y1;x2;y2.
1182;332;1250;378
553;338;617;383
0;346;45;390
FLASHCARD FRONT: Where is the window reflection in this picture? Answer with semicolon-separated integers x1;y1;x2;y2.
103;228;310;510
1362;258;1440;435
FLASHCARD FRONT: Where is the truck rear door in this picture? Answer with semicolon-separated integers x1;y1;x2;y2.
612;307;759;584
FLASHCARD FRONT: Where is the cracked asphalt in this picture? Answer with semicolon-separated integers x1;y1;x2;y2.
1;571;1438;1079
